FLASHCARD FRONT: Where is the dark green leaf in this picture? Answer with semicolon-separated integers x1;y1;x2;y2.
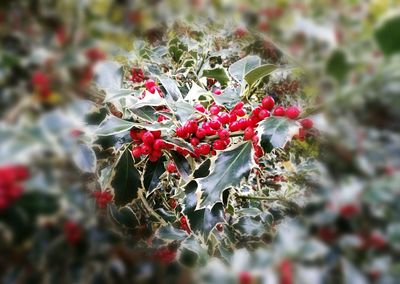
183;181;225;239
326;50;351;82
257;117;299;149
142;155;166;194
170;150;191;181
193;159;211;179
156;224;188;241
111;148;141;206
197;142;253;208
109;205;139;228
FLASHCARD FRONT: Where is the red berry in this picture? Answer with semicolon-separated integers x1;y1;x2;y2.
153;139;165;150
273;106;285;116
209;120;222;130
258;109;270;120
210;105;220;115
176;127;188;138
132;146;142;158
285;106;300;119
168;199;177;209
142;131;155;145
199;144;211;155
248;116;260;127
235;108;246;117
213;139;226;150
262;96;275;110
218;129;230;140
300;118;313;129
234;101;244;110
252;107;262;116
145;79;156;89
216;223;223;232
190;137;200;146
152;130;161;139
195;104;206;113
218;113;230;124
130;130;140;141
238;118;249;130
213;88;222;95
166;162;177;173
229;121;241;132
229;113;237;122
243;127;254;140
195;128;206;139
141;144;152;155
186;120;198;133
239;271;252;284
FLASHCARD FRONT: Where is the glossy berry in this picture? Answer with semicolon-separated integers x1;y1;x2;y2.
213;139;226;150
145;79;156;89
216;223;223;232
273;106;285;116
239;272;252;284
300;118;313;129
142;131;155;145
235;108;246;117
195;128;206;139
210;105;220;115
218;129;230;140
258;109;270;120
166;162;177;173
199;144;211;155
152;130;161;139
229;121;241;132
209;120;222;130
153;139;165;150
213;88;222;95
132;146;142;158
190;137;200;146
285;106;300;119
218;113;230;124
243;127;255;140
262;96;275;110
141;144;152;155
176;127;188;138
195;104;206;113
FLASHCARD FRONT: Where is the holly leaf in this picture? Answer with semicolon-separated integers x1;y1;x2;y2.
158;74;183;101
229;55;261;84
202;68;230;86
244;64;277;87
326;50;351;82
170;150;191;181
156;224;188;241
163;137;194;153
130;106;159;122
183;181;225;239
73;144;96;173
213;86;241;109
111;148;141;206
197;142;253;208
142;155;166;195
109;205;139;228
96;116;134;136
93;60;124;93
233;216;269;237
257;117;299;149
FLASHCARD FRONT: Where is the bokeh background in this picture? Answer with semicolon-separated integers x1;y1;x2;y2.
1;0;400;283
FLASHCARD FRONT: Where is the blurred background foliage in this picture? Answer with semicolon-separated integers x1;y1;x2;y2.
1;0;400;283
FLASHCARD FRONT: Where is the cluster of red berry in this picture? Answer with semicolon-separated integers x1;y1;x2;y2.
0;165;29;210
153;246;177;264
130;68;164;98
92;190;113;209
130;129;174;162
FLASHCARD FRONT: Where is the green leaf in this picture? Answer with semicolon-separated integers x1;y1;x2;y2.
170;150;191;181
197;142;253;208
16;192;59;216
130;92;168;109
257;117;299;149
202;68;230;86
130;106;159;122
214;86;241;109
109;205;139;228
193;159;211;179
179;235;208;267
183;181;225;239
375;12;400;56
228;55;261;84
158;74;183;101
163;137;194;153
104;89;134;102
142;155;166;195
156;224;188;241
96;116;134;136
111;148;141;206
326;50;351;82
244;64;277;87
167;99;196;123
73;144;96;173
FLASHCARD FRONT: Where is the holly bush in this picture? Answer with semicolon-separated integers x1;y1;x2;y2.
87;22;318;264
